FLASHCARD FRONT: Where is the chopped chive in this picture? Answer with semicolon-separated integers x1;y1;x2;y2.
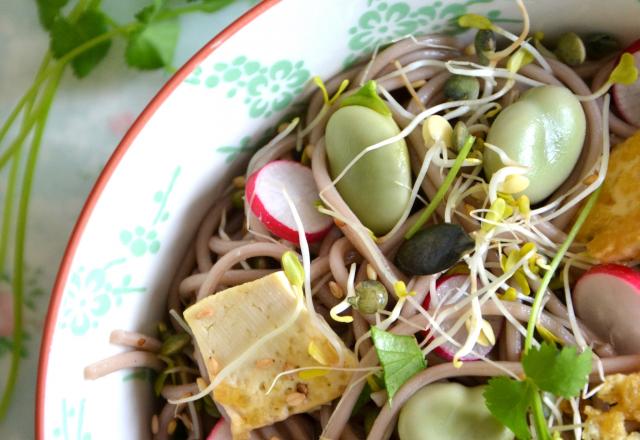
405;135;475;239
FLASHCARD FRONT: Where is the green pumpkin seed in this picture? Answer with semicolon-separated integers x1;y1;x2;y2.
396;223;474;275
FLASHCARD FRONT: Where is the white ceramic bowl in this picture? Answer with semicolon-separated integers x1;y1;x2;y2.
37;0;640;438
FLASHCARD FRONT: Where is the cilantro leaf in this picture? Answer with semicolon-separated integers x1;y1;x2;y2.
50;10;112;78
35;0;69;30
484;377;535;440
200;0;236;13
125;20;179;70
370;326;426;403
522;343;592;398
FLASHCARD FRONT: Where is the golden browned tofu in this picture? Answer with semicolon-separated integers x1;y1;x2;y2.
184;271;356;440
583;373;640;439
578;131;640;263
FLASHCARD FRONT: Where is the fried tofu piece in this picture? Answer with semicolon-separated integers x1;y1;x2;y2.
578;131;640;263
184;271;356;440
583;373;640;439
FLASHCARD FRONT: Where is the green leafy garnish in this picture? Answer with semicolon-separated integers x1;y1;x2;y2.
484;377;535;440
126;20;179;70
370;326;426;403
609;52;639;85
522;344;592;398
0;0;237;420
50;10;112;78
485;189;601;440
340;80;391;116
35;0;69;30
457;13;494;30
484;344;591;440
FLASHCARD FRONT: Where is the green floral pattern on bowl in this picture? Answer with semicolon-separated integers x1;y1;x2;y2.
57;166;180;336
52;399;90;440
185;57;310;118
345;0;521;66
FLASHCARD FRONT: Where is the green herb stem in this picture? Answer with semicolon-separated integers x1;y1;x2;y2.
0;66;64;421
524;187;601;352
0;53;51;148
405;135;475;239
0;56;51;273
55;23;139;67
530;387;551;440
156;0;235;20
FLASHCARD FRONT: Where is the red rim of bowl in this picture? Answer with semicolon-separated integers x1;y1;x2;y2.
35;1;280;437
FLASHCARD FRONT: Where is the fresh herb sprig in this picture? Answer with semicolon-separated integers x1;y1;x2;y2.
484;188;601;439
370;326;426;403
0;0;235;419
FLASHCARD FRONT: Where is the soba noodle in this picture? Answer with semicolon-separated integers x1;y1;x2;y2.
85;8;640;439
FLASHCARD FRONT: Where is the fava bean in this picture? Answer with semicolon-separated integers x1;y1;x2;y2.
326;106;411;235
484;85;586;204
398;383;513;440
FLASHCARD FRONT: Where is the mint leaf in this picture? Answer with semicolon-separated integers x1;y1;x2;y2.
125;20;179;70
35;0;68;30
50;11;112;78
522;343;592;398
484;377;535;440
370;326;426;403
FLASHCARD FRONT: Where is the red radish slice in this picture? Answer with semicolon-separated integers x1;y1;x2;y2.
574;263;640;355
245;160;332;244
613;39;640;126
422;274;502;362
207;419;232;440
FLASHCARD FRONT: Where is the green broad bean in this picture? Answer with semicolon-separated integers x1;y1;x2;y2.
398;383;514;440
325;105;412;235
484;85;586;204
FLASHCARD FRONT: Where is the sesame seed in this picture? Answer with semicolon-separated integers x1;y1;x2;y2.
296;383;309;395
207;357;220;374
286;392;306;406
328;281;344;299
195;308;214;319
255;358;275;368
196;377;208;391
151;415;159;434
167;420;177;435
232;175;246;189
583;172;599;185
366;264;378;281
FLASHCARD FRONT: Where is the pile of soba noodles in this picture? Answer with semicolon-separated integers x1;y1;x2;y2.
86;2;640;439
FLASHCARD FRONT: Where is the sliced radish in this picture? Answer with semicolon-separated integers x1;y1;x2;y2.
245;160;332;244
207;419;232;440
422;274;502;362
574;263;640;354
612;39;640;126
